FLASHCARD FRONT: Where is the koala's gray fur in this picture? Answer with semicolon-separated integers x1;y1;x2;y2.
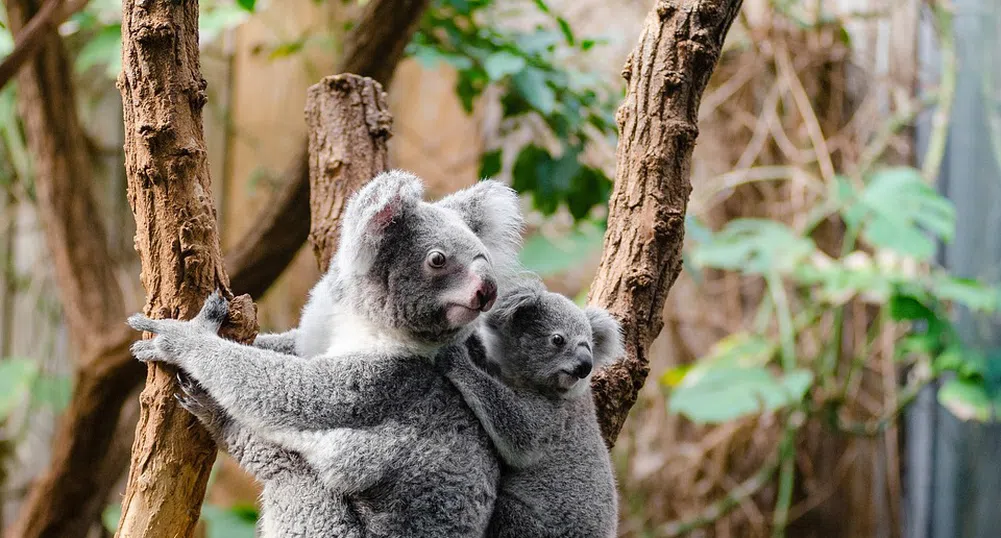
128;170;524;538
442;278;624;538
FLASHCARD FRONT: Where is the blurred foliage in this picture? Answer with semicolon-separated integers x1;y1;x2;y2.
103;501;258;537
669;166;1001;425
56;0;618;221
410;0;618;220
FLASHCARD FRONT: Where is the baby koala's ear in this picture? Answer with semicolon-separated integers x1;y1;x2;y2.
437;179;524;266
337;170;424;274
584;307;624;367
487;278;543;329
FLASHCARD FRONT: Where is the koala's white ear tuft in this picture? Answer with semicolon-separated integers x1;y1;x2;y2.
585;307;624;367
336;170;424;275
437;180;524;270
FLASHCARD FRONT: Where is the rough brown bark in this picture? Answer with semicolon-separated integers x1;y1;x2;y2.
10;0;428;534
3;0;139;535
112;0;259;536
226;0;429;297
588;0;743;446
305;75;392;272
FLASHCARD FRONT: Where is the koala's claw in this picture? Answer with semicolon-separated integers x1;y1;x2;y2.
174;392;201;413
127;314;162;334
130;339;160;363
196;291;229;328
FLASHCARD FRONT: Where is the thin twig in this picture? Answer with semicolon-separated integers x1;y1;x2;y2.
0;0;89;91
775;45;837;184
662;457;782;537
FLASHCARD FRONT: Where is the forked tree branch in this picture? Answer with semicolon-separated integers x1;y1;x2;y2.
227;0;430;297
587;0;744;446
8;0;428;536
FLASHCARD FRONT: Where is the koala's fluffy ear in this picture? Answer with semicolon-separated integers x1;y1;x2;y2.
585;307;624;367
336;170;424;274
487;278;544;329
437;180;524;267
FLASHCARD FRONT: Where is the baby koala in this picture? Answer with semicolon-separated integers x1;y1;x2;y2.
442;278;624;538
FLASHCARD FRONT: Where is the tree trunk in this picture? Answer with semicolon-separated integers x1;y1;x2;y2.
113;0;259;535
3;0;140;535
9;0;428;534
306;74;391;272
588;0;744;446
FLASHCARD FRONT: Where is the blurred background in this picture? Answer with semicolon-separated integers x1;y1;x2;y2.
1;0;1000;536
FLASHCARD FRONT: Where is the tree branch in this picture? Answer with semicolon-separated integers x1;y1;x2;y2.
226;0;429;297
112;0;261;533
3;0;133;534
10;0;429;535
587;0;744;447
0;0;88;92
305;74;391;272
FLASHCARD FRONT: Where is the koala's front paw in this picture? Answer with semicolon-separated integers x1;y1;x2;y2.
175;371;229;433
127;291;230;367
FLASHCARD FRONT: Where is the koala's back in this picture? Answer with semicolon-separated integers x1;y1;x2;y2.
490;395;617;538
344;355;500;537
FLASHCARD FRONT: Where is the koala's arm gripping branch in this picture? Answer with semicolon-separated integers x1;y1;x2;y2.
446;353;558;468
587;0;743;447
176;338;378;432
114;0;260;535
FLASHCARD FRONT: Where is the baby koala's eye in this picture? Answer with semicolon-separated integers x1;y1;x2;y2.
426;250;447;269
550;334;565;347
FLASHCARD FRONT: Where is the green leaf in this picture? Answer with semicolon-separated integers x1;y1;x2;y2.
75;24;122;78
0;358;37;418
199;4;250;43
556;17;575;46
201;505;258;538
668;365;813;424
519;220;605;276
236;0;256;12
0;25;13;57
512;68;556;116
102;503;121;533
930;275;1001;313
268;40;305;60
889;294;936;322
690;219;816;274
478;149;502;178
851;167;956;260
938;377;1001;422
483;51;525;81
32;374;73;411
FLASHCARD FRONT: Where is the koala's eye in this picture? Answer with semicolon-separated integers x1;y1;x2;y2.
550;334;566;347
426;250;447;269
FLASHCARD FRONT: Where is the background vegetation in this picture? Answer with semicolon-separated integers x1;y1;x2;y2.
2;0;999;536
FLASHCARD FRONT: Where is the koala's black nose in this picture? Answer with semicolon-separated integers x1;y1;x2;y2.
571;360;593;379
476;279;498;311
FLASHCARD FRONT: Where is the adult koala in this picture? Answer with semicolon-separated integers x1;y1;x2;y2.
442;278;623;538
128;170;523;537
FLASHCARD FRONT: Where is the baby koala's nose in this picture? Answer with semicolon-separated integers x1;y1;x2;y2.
571;360;593;379
475;279;498;311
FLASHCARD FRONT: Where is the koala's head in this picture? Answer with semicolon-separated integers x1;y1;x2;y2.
333;170;524;348
482;279;624;398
